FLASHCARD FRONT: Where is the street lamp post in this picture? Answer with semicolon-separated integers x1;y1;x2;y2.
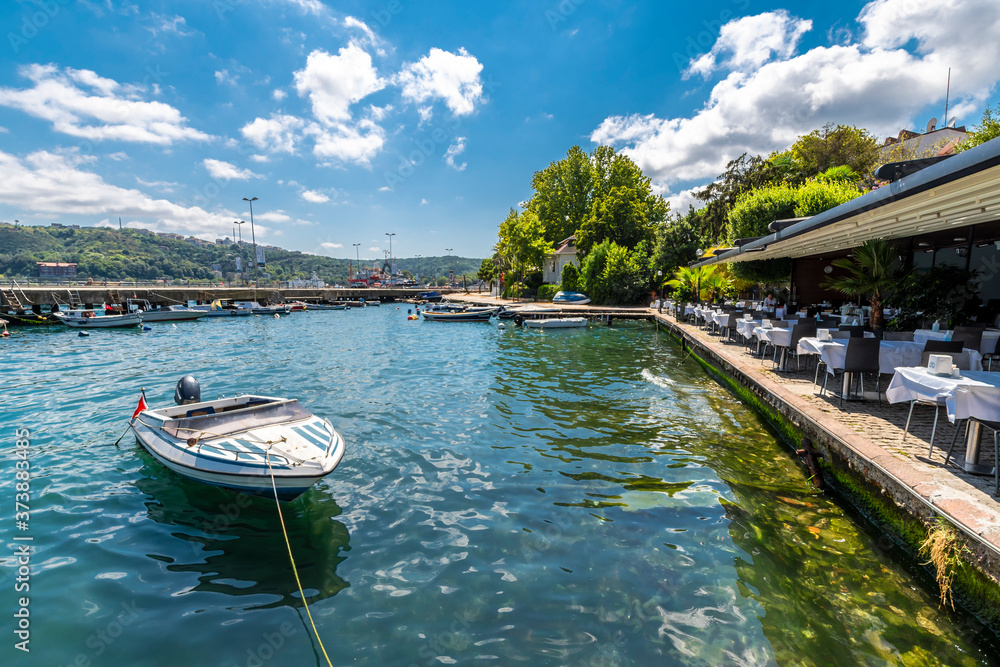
414;255;421;286
445;248;453;286
657;269;663;313
242;198;258;296
385;232;396;283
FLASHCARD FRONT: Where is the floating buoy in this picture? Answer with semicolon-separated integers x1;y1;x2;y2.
408;314;418;320
497;323;506;330
143;325;152;331
78;331;90;337
171;323;177;328
274;313;280;319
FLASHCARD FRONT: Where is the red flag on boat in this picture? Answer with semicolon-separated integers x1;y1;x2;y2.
132;393;148;420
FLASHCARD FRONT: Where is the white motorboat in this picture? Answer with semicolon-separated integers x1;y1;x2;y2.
131;377;346;500
54;311;143;329
522;317;588;329
234;301;291;315
127;300;206;322
190;300;253;317
498;304;561;320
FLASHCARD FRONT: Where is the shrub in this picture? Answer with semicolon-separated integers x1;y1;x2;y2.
727;184;797;242
795;179;863;217
580;240;650;306
560;263;580;292
536;284;560;301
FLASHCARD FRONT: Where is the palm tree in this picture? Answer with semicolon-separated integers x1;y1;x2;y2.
700;266;734;304
665;265;706;303
822;237;901;330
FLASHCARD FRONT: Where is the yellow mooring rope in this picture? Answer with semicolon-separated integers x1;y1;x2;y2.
267;458;333;667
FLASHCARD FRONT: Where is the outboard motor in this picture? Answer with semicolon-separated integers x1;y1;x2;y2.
174;375;201;405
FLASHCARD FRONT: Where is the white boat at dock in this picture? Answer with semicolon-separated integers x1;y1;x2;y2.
234;301;291;315
127;300;206;322
522;317;588;329
54;310;143;329
190;300;253;317
131;377;346;500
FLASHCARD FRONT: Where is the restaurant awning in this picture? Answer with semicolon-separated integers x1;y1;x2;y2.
695;137;1000;267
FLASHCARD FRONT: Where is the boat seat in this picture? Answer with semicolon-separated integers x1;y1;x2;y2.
185;406;216;417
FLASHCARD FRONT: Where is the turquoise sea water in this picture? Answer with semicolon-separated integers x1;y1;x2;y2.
1;307;997;666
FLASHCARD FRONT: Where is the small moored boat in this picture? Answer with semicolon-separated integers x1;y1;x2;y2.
421;309;494;322
131;377;346;500
54;311;143;329
522;317;588;329
552;291;591;305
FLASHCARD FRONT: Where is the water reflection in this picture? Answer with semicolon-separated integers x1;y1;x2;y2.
134;455;350;610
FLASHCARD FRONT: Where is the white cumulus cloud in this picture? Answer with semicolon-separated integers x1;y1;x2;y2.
0;149;249;237
398;48;484;116
321;241;343;249
0;64;211;145
202;159;260;180
294;43;385;124
241;114;306;155
591;0;1000;194
686;11;812;79
301;189;330;203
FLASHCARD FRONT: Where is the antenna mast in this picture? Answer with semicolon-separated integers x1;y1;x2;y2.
943;67;951;129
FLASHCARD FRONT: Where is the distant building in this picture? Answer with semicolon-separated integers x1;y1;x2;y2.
37;262;77;278
880;123;967;161
210;264;222;272
543;235;578;284
50;223;64;228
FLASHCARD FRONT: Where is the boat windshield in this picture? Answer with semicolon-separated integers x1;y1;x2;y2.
161;400;313;438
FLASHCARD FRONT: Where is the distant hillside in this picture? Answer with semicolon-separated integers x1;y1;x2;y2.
0;224;484;284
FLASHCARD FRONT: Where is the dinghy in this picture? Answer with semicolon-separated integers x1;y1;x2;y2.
131;377;346;500
522;317;588;329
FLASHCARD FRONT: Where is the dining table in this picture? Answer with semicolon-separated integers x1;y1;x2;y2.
886;368;1000;474
913;329;1000;355
797;337;982;375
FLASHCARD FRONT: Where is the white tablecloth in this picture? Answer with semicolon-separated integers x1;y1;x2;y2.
801;339;983;375
755;327;792;347
736;319;761;340
913;329;1000;354
886;368;1000;423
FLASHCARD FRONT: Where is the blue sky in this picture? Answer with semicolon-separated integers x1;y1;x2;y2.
0;0;998;260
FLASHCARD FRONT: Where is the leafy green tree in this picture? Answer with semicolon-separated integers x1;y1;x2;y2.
650;210;701;279
494;208;551;284
476;258;498;291
790;123;880;179
576;147;667;254
528;145;595;244
693;153;785;242
955;103;1000;153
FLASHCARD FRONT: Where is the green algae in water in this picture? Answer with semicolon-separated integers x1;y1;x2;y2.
0;314;996;665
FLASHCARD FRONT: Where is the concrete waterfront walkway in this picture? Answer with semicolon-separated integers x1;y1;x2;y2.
650;309;1000;581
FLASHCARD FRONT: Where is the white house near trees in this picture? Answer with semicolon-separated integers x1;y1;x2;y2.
543;235;579;284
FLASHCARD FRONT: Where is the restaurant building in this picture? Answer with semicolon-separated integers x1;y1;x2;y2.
695;137;1000;316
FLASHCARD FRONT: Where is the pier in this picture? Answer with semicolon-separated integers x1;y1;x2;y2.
2;284;465;309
